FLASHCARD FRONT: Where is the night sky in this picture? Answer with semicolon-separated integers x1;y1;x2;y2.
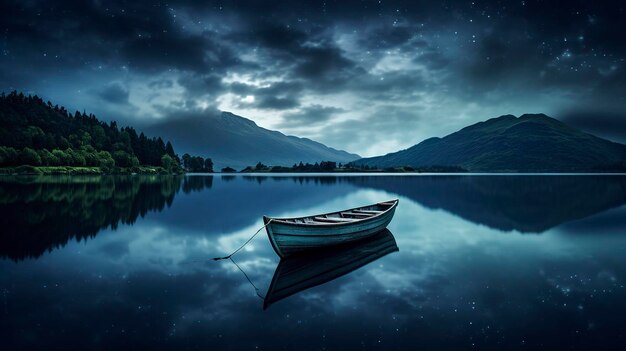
1;1;625;156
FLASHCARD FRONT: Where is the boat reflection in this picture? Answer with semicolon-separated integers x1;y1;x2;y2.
263;229;399;309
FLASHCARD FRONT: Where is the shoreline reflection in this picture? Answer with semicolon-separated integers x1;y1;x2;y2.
2;174;625;262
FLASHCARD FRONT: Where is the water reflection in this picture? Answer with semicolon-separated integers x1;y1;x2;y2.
181;175;213;193
0;175;358;260
2;175;626;261
263;229;398;309
1;174;626;350
0;175;192;260
346;175;626;233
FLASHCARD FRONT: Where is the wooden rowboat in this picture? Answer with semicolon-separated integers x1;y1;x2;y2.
264;229;398;309
263;199;398;258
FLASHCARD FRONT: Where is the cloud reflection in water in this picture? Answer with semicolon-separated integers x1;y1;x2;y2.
1;175;626;350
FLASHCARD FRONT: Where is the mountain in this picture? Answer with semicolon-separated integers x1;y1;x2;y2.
355;113;626;172
144;111;359;170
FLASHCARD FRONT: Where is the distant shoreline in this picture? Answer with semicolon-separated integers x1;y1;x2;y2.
1;166;625;177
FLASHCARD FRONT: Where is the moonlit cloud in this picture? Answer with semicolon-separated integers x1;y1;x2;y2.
1;0;625;156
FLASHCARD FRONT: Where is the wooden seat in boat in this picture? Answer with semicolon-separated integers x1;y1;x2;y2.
354;210;383;214
343;212;371;217
314;217;358;223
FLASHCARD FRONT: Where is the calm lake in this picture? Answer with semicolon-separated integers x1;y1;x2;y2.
1;174;626;350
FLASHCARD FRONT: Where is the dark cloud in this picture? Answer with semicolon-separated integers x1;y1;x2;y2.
97;83;130;104
0;1;243;76
228;81;304;110
123;34;209;72
255;96;300;110
178;73;224;97
357;25;415;50
291;45;364;89
235;22;308;52
1;0;625;153
229;22;363;91
279;105;345;127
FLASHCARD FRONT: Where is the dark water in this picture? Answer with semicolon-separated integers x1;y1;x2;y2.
1;174;626;350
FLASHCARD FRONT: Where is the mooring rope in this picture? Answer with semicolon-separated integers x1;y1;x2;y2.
229;257;265;299
210;218;273;261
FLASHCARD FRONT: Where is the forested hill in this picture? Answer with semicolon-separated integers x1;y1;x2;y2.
0;91;181;172
354;114;626;172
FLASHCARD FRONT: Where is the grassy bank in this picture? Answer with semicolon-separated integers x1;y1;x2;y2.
0;165;180;175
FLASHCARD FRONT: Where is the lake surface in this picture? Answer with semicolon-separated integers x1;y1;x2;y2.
1;174;626;350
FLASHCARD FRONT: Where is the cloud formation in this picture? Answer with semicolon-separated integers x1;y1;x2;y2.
97;82;130;104
1;0;625;154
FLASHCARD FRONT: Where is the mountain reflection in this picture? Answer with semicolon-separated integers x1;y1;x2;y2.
0;175;211;261
347;175;626;233
263;229;398;309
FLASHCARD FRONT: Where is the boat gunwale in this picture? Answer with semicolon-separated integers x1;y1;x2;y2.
264;199;399;227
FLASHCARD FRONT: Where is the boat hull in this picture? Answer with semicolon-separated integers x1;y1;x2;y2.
264;201;397;257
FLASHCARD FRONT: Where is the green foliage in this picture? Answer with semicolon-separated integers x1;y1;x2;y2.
221;166;236;173
0;146;18;166
181;153;213;172
96;151;115;170
19;147;42;166
0;91;216;173
161;154;174;172
113;150;133;167
37;149;58;166
0;91;179;169
91;125;106;149
52;149;71;165
66;148;86;166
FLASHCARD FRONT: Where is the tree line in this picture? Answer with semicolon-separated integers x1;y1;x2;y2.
182;153;213;172
232;161;467;173
0;91;213;173
240;161;339;172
